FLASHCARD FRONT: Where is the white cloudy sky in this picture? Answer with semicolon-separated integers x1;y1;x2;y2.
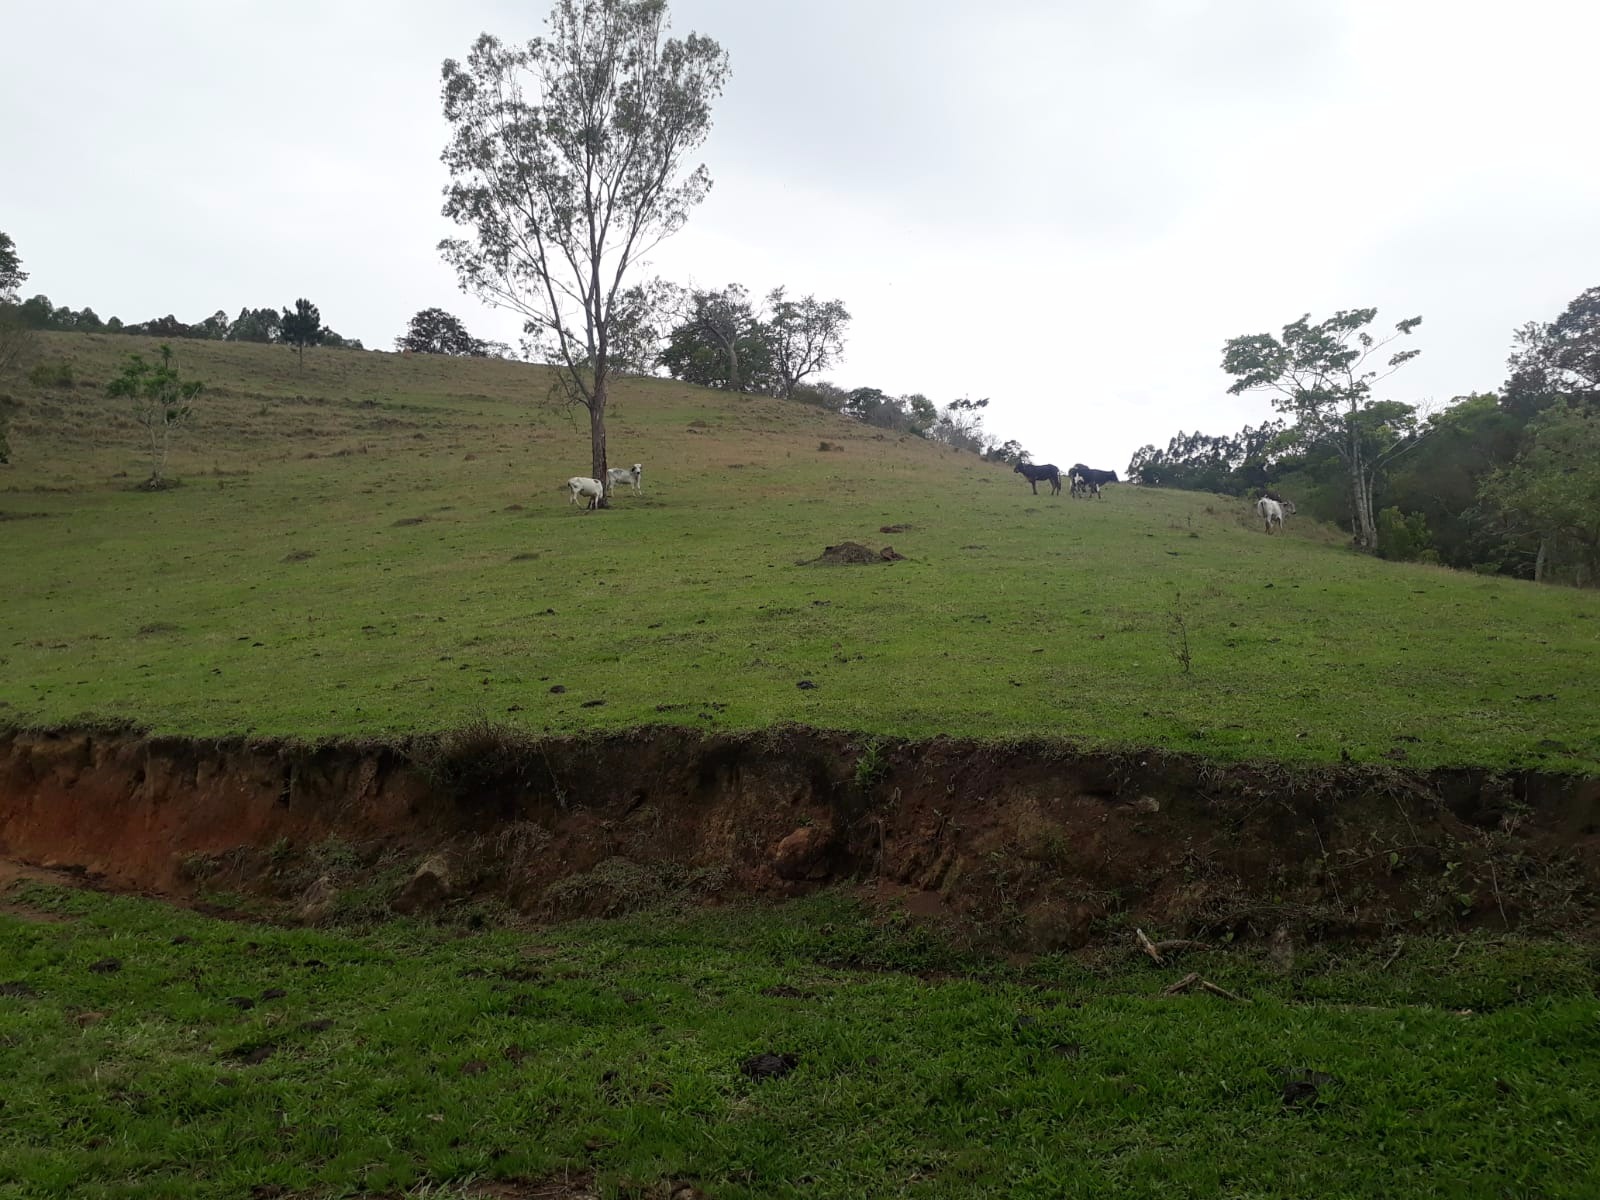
5;0;1596;470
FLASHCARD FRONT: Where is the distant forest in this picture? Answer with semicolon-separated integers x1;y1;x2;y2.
1130;286;1600;586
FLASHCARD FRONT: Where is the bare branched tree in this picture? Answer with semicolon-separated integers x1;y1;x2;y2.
438;1;729;500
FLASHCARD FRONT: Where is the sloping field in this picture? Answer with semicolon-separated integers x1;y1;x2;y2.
4;332;1599;770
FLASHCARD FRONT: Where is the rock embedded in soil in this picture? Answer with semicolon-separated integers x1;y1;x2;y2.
295;876;337;926
771;825;835;881
391;854;455;915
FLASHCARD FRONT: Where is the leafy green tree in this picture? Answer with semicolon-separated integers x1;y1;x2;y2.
104;344;204;488
1127;420;1286;492
226;307;282;343
1223;309;1423;551
661;305;776;392
14;295;54;329
438;2;730;502
904;394;938;437
1503;286;1600;420
279;298;324;369
1383;394;1525;570
395;308;497;356
0;231;25;302
1480;404;1600;585
680;285;766;392
765;288;849;399
985;439;1031;466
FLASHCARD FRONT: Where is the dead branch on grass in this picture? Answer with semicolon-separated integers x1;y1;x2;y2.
1161;971;1248;1002
1135;927;1165;965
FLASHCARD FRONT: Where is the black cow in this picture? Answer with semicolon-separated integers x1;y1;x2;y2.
1013;462;1062;496
1069;464;1119;498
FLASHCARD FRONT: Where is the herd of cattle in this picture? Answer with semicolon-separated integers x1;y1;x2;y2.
562;455;1291;534
1013;461;1120;498
1013;460;1295;534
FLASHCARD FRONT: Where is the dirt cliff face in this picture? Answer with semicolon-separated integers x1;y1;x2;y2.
2;726;1596;946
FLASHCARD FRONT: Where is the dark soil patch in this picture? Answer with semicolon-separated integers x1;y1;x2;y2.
879;524;914;533
392;516;429;527
137;622;182;636
0;982;39;998
799;542;905;566
759;985;809;999
740;1052;799;1081
300;1019;334;1033
226;995;255;1010
0;511;53;522
225;1042;276;1065
460;1060;489;1076
87;957;121;975
281;550;315;563
260;987;287;1001
511;553;540;561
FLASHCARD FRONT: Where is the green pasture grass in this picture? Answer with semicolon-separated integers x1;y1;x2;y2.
4;333;1600;770
2;885;1597;1198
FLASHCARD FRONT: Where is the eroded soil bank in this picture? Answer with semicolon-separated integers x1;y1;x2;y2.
3;725;1597;947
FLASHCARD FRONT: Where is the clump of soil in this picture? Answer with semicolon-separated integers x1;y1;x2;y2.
799;542;905;566
281;550;315;563
392;516;428;527
740;1052;799;1081
880;524;913;533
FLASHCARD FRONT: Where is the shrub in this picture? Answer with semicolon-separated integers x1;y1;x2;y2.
27;360;73;388
1377;506;1433;562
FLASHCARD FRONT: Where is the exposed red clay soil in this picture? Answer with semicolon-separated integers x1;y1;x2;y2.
2;726;1597;946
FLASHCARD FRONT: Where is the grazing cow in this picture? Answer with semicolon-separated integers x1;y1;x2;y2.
567;476;605;511
1256;496;1294;533
1070;465;1119;498
606;463;643;495
1013;462;1062;495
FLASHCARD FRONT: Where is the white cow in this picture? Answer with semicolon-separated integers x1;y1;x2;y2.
606;463;643;495
567;476;605;511
1256;496;1295;533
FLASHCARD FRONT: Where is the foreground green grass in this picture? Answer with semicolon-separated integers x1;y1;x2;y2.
2;885;1597;1198
4;333;1600;769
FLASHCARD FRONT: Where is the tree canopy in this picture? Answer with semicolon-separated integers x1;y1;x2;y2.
395;308;505;357
279;299;325;369
0;231;26;302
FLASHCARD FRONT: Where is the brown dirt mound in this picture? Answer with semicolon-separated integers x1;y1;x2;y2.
799;542;905;566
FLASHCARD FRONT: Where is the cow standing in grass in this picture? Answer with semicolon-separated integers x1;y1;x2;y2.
1257;495;1295;533
1014;462;1062;495
1069;465;1118;498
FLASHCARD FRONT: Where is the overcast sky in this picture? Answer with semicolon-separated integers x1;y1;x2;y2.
5;0;1596;470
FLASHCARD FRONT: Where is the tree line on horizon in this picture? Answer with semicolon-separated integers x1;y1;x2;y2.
1130;285;1600;585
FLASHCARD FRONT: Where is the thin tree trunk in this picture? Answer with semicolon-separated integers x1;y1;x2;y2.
1535;537;1548;583
588;375;609;509
727;337;740;393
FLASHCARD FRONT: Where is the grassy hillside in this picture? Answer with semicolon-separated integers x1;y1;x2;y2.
4;332;1599;770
